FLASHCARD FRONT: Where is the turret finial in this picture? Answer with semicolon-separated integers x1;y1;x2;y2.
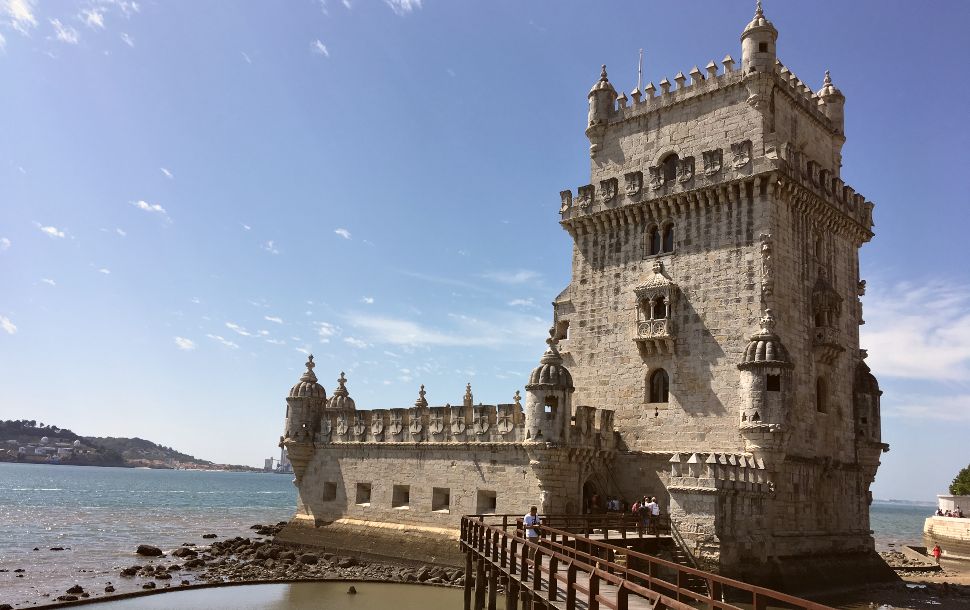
824;70;832;85
759;308;777;334
307;354;315;369
514;390;521;407
299;354;319;384
546;326;559;349
600;64;608;81
415;384;428;408
755;0;763;18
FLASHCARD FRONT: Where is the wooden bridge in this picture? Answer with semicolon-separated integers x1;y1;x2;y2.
460;514;835;610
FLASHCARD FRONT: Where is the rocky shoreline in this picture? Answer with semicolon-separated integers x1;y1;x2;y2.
0;523;464;609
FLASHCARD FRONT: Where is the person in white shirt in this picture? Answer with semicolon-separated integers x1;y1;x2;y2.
648;497;661;535
523;505;540;559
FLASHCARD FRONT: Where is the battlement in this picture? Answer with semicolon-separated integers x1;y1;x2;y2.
311;403;615;449
666;452;772;494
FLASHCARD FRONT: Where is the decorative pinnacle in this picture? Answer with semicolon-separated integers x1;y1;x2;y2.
546;326;559;349
514;390;521;406
600;64;608;81
299;355;318;383
755;0;763;18
464;383;472;399
332;371;349;397
824;70;832;86
307;355;315;369
759;308;777;334
415;384;428;408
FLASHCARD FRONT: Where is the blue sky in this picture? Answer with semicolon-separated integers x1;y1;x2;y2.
0;0;967;500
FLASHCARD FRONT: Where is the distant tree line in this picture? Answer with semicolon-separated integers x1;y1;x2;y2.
952;464;970;496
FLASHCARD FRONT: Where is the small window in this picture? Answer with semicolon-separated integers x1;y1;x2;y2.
653;296;667;320
766;374;780;392
554;320;569;341
476;490;497;514
355;482;372;506
544;396;558;419
758;42;768;53
662;225;674;253
392;484;410;509
816;377;827;413
323;482;338;501
649;369;669;403
648;226;661;256
432;487;451;513
662;153;679;183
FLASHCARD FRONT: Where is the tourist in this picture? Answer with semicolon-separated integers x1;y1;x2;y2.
523;505;540;545
646;497;660;535
936;508;944;516
636;495;651;535
932;544;942;565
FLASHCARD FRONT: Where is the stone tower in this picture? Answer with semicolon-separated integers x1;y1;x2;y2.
554;2;887;583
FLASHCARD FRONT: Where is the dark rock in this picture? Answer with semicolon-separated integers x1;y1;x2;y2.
155;572;172;580
416;567;431;582
136;544;163;557
0;604;11;610
183;558;205;568
298;553;318;565
172;547;198;558
337;556;357;568
347;586;357;594
66;585;84;594
33;547;39;551
104;585;115;593
279;551;296;561
120;566;139;577
168;564;181;571
56;595;78;602
81;593;90;598
202;533;217;539
50;547;65;551
142;582;157;590
181;580;190;586
13;569;24;573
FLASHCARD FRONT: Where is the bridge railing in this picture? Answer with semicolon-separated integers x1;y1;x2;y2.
460;514;835;610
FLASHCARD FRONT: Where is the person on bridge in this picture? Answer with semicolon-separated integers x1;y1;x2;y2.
523;505;541;559
646;497;660;535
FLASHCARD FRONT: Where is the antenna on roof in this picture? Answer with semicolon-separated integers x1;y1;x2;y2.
637;48;643;91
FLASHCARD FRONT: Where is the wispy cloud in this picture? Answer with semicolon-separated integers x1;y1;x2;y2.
882;393;970;422
0;315;16;334
241;51;251;64
120;32;133;47
264;315;283;324
160;167;173;179
50;19;79;44
174;336;196;351
385;0;421;17
241;223;251;231
36;224;66;239
225;321;252;337
98;268;110;274
508;298;536;308
0;237;10;250
334;228;351;240
261;240;279;255
3;0;37;35
310;39;329;57
265;338;286;345
862;280;970;382
341;0;352;8
0;31;6;51
131;199;169;221
115;228;126;237
344;336;368;349
80;8;104;29
206;334;239;349
481;269;541;285
362;297;374;305
40;278;55;286
347;311;546;348
316;321;338;342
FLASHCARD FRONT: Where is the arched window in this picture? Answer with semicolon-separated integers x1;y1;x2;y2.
662;154;679;184
816;377;827;413
648;225;661;255
653;296;667;319
662;224;674;253
649;369;669;403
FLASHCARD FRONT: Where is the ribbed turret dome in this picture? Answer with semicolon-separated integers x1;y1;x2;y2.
742;1;777;37
817;70;844;99
588;65;617;96
289;355;327;399
327;372;356;410
739;310;793;369
526;331;574;390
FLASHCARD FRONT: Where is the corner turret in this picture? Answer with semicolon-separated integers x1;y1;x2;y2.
586;65;616;158
737;310;793;432
740;1;778;74
524;328;575;443
817;70;846;135
327;372;356;411
282;355;327;484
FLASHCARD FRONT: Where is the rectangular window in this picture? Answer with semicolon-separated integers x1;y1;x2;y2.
432;487;451;513
476;489;497;514
766;374;781;392
323;482;338;501
355;483;372;506
392;484;410;509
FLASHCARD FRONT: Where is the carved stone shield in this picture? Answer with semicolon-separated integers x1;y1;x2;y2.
429;407;445;435
677;156;694;183
624;171;642;197
408;407;423;436
577;184;594;209
320;413;332;437
496;405;514;435
703;149;722;176
648;166;663;190
371;410;385;436
450;407;466;436
599;178;617;202
389;410;404;436
335;412;349;437
473;407;490;435
731;140;751;169
352;412;366;438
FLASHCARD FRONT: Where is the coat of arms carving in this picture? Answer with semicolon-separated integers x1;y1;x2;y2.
577;184;594;209
335;412;349;437
731;140;752;169
559;190;572;213
450;406;466;436
473;407;490;435
429;407;445;435
648;166;663;190
371;410;385;436
408;407;423;436
496;405;514;435
352;413;366;438
389;410;404;436
624;171;642;197
677;156;695;183
703;149;722;176
320;413;332;437
599;178;618;203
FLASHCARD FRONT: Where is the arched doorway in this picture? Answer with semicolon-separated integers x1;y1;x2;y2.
582;478;603;514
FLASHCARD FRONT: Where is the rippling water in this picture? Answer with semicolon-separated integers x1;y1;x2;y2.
0;462;295;607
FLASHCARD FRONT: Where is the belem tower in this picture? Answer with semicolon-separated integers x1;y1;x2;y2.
277;3;889;587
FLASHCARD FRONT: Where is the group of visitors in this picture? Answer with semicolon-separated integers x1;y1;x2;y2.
586;493;662;516
632;495;662;535
934;506;965;518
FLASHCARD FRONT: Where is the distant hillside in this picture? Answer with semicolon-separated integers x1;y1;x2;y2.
0;420;258;471
85;436;213;467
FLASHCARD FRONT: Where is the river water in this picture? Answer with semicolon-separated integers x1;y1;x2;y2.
0;462;940;608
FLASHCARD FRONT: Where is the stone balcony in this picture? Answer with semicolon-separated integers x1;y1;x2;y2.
813;325;844;364
634;318;675;355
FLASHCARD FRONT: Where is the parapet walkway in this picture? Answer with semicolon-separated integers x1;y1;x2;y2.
460;514;836;610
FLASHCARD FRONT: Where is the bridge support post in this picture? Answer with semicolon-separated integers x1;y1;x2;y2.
474;557;486;610
464;551;473;610
487;564;498;610
506;576;519;610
